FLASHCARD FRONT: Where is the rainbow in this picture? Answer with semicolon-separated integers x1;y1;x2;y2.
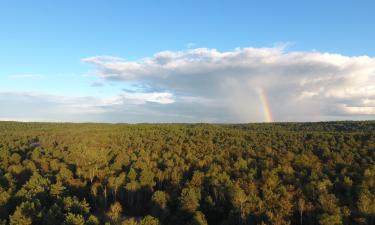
257;88;273;123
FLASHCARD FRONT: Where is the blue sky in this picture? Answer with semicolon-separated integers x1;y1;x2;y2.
1;1;375;122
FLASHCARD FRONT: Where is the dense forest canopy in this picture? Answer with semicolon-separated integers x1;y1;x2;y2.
0;121;374;225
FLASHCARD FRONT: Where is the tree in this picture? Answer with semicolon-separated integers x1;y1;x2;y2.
9;201;41;225
152;191;169;210
121;218;137;225
139;169;155;188
230;183;248;222
57;167;74;184
10;209;32;225
139;215;159;225
191;211;208;225
179;188;201;214
151;190;169;220
357;189;375;224
0;187;10;211
128;168;137;181
108;172;126;201
63;213;85;225
318;213;342;225
15;172;50;201
87;215;100;225
261;171;294;225
298;196;306;225
107;202;123;224
63;196;90;215
50;180;66;198
317;194;342;225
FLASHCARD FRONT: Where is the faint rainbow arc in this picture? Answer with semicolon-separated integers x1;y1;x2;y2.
257;88;273;123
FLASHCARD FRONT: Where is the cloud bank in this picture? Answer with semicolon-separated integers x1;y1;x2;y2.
1;47;374;122
81;47;375;122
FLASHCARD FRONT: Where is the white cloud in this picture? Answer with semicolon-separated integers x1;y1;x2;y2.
343;106;375;115
122;92;174;104
81;47;375;122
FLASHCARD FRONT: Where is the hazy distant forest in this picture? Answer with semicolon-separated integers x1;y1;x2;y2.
0;121;374;225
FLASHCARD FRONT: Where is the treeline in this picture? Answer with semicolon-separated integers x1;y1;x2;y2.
0;121;374;225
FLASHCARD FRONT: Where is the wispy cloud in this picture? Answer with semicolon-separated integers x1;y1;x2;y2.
0;90;175;122
90;81;104;87
8;74;46;80
186;42;196;48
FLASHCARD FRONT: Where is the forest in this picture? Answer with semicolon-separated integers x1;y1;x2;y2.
0;121;374;225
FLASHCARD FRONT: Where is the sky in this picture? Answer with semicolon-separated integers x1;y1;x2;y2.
0;0;375;122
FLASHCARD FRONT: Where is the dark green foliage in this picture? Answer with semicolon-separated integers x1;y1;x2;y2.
0;121;374;224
